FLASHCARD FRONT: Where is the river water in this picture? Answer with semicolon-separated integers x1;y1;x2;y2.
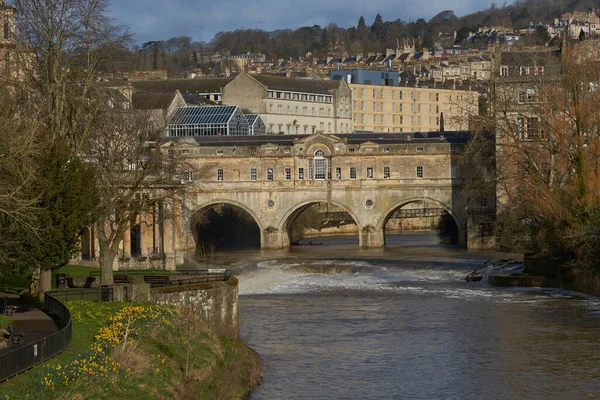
227;233;600;399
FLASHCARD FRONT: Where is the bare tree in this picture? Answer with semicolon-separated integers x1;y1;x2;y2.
13;0;130;147
491;43;600;264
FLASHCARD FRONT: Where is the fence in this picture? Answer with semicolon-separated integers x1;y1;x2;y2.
89;269;229;278
47;287;113;302
149;270;232;288
0;293;72;382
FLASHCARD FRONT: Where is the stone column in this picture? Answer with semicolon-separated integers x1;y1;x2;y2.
359;225;385;248
260;228;286;249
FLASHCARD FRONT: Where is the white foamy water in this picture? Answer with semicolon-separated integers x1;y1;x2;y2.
239;259;471;295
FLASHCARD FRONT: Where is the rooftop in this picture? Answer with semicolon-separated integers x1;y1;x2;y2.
250;74;341;94
164;131;473;146
169;106;240;126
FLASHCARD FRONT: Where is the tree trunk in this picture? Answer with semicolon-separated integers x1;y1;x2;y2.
98;241;117;286
38;268;52;299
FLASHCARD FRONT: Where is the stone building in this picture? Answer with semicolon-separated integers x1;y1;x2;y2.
222;72;353;134
330;69;478;133
0;0;16;76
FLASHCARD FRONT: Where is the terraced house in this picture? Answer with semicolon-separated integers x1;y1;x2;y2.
330;69;478;133
222;72;352;134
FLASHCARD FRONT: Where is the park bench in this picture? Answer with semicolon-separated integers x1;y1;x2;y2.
0;299;17;317
6;325;24;345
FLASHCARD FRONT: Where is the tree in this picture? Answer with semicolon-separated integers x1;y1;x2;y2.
371;14;386;42
14;0;131;148
492;44;600;267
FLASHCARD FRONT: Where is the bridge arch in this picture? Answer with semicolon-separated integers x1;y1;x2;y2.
376;197;465;246
186;199;265;251
190;199;265;231
277;199;362;247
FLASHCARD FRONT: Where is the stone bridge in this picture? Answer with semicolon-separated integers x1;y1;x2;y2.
157;132;488;267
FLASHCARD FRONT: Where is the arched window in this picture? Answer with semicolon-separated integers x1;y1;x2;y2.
314;150;326;180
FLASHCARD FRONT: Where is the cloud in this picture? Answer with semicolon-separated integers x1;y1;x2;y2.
110;0;492;44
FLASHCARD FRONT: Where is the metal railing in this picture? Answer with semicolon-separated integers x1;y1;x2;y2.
89;269;228;278
0;293;72;382
150;270;232;288
47;288;111;303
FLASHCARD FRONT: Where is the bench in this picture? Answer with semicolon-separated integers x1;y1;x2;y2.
0;299;17;316
6;325;24;345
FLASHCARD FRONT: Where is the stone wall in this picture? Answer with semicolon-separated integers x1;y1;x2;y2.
149;279;239;338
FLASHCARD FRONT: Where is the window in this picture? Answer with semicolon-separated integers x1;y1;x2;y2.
314;150;326;180
285;167;291;180
416;166;423;179
182;170;193;182
520;67;529;76
399;91;403;100
509;115;523;139
373;102;377;111
383;147;390;153
500;66;508;76
353;101;357;110
353;88;357;97
217;169;224;181
435;93;439;101
250;168;257;181
298;168;304;180
383;166;390;179
416;146;424;152
418;104;421;113
392;91;396;100
380;115;384;124
336;167;342;179
380;90;384;99
526;88;536;102
267;168;274;181
366;167;374;179
373;89;377;98
349;147;355;152
361;89;364;97
481;197;488;208
350;167;357;180
527;117;540;139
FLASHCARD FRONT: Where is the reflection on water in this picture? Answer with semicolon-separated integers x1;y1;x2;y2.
227;233;600;399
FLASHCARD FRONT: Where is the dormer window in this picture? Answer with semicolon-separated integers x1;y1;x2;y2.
500;66;508;76
520;67;530;76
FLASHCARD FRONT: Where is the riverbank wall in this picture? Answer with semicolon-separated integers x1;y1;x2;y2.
108;279;239;338
523;256;600;297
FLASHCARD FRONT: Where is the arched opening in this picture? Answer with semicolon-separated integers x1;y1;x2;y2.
190;203;261;255
282;201;358;247
382;200;459;247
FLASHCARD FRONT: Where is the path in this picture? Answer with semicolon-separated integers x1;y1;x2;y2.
1;301;59;354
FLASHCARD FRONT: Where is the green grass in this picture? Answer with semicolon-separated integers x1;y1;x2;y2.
0;270;32;293
0;315;10;330
1;301;261;399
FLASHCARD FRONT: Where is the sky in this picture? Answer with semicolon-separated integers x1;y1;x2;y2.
109;0;494;45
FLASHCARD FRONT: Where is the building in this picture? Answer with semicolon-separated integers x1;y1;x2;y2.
330;69;479;133
222;72;352;134
245;114;266;135
0;0;16;76
167;105;255;137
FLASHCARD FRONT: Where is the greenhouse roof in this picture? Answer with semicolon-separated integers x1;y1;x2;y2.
245;114;260;125
169;106;238;125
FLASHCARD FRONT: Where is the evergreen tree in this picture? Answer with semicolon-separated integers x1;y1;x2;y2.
371;14;386;42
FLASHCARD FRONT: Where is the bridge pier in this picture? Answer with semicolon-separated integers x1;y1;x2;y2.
360;225;385;248
260;228;288;249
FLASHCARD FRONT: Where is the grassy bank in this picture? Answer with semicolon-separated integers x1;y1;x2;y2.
2;301;261;399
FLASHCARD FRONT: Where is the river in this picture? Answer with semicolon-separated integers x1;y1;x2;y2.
223;232;600;399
